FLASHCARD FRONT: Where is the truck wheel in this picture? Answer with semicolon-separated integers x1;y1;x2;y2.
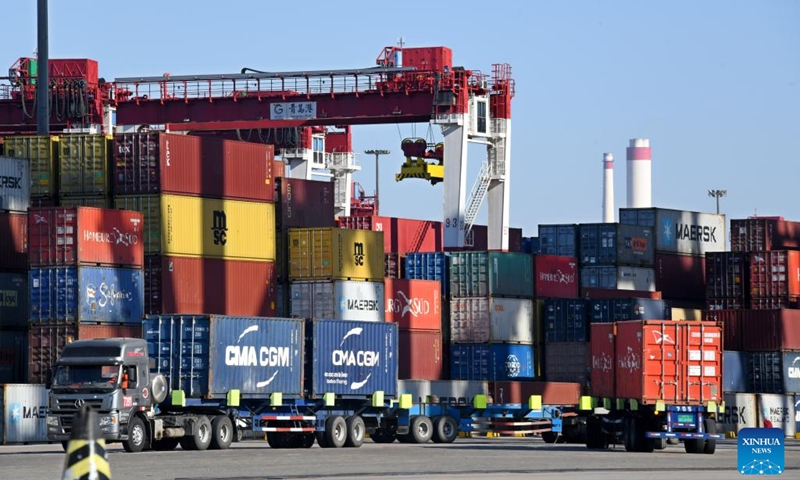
153;438;180;451
654;438;667;450
181;415;212;451
315;430;329;448
432;415;458;444
409;415;433;444
267;432;284;449
623;417;636;452
370;428;396;443
344;416;365;448
323;416;347;448
123;417;147;453
635;417;654;453
210;416;234;450
684;438;706;454
703;419;717;454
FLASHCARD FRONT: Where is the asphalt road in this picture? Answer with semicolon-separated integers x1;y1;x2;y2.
2;437;798;480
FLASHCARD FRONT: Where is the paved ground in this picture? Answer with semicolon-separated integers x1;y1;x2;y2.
2;437;798;480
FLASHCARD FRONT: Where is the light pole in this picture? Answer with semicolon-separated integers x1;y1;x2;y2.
364;149;390;215
708;189;727;215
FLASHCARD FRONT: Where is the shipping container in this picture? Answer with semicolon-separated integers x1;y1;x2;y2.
143;315;304;398
703;310;743;351
0;212;27;271
0;272;28;328
397;379;488;404
113;195;161;254
28;323;143;384
748;352;785;394
289;280;385;322
580;266;655;291
449;252;533;299
0;328;28;384
491;381;582;405
724;351;750;393
58;195;111;208
28;207;144;267
521;237;540;255
275;282;288;318
731;218;800;253
0;384;49;444
384;279;441;331
783;351;800;394
0;156;30;212
272;159;286;179
337;215;442;254
580;288;662;301
705;252;749;308
58;134;110;196
508;227;523;253
384;253;405;279
533;255;579;299
405;252;449;297
29;266;144;324
288;228;383;281
450;297;534;344
399;329;444;380
757;394;796;436
144;255;276;317
544;299;587;342
614;320;723;405
276;178;335;229
750;250;800;305
1;135;57;197
450;343;535;381
578;223;654;267
588;298;671;323
619;208;726;256
307;319;398;397
114;133;274;201
538;224;578;257
654;252;706;301
544;342;590;386
741;309;800;352
670;307;703;321
589;322;615;398
716;393;757;434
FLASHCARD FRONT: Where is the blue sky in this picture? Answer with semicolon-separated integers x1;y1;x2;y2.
3;1;798;237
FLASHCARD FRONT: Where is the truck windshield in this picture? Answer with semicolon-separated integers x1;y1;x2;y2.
52;365;121;391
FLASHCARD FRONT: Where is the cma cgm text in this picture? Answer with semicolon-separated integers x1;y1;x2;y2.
332;350;379;367
225;346;290;367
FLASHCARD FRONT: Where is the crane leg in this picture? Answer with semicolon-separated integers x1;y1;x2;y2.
442;123;468;249
487;118;511;251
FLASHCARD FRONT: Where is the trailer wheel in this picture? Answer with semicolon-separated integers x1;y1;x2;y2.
684;438;705;454
432;415;458;444
152;438;180;451
180;415;212;451
624;417;636;452
654;438;667;450
703;419;717;455
123;416;147;453
316;430;329;448
409;415;433;444
210;416;234;450
323;416;347;448
267;432;285;449
301;432;316;448
344;416;365;448
370;428;396;443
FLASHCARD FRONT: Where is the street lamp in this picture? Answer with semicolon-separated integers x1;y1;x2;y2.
364;149;390;215
708;189;727;215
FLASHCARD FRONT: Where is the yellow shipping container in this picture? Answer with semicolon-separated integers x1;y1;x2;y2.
671;307;703;320
161;194;275;261
114;195;163;254
289;228;384;281
59;134;111;196
2;135;58;197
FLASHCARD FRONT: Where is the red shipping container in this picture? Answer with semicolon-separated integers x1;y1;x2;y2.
277;178;335;229
615;320;723;405
491;381;582;405
654;253;706;302
114;133;274;201
749;250;800;303
28;207;144;267
28;323;143;384
741;309;800;352
399;329;444;380
703;309;743;351
272;159;286;179
338;215;442;254
580;288;662;300
534;255;579;299
145;255;276;317
731;218;800;252
0;212;27;270
384;278;442;330
590;323;615;398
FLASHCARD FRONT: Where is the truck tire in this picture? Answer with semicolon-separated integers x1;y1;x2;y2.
344;416;365;448
654;438;667;450
180;415;212;451
267;432;285;449
323;416;347;448
315;430;329;448
210;416;234;450
624;417;636;452
370;428;396;443
703;418;717;454
684;438;706;454
635;417;655;453
301;433;315;448
122;417;147;453
409;415;433;444
152;438;180;451
432;415;458;444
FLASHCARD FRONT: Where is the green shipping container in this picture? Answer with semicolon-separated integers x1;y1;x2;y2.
2;135;58;197
448;251;534;298
58;134;111;196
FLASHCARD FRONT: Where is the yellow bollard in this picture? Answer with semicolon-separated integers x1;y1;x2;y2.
61;405;111;480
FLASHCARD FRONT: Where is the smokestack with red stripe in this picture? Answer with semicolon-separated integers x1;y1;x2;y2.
626;138;651;208
602;153;614;222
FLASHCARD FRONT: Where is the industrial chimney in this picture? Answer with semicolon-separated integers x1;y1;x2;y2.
602;153;614;222
626;138;652;208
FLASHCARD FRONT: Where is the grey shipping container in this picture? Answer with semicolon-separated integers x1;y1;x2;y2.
579;223;655;267
723;351;749;393
0;156;30;213
538;224;578;257
619;207;726;256
449;252;533;298
0;272;28;328
290;281;385;322
397;379;488;404
0;384;49;444
588;298;671;323
580;266;656;291
144;315;305;398
544;342;590;386
307;319;398;398
450;297;534;344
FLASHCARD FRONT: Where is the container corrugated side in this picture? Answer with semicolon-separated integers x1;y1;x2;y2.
288;228;383;281
338;215;443;254
741;309;800;351
655;253;706;302
731;218;800;252
1;135;57;197
749;250;800;307
580;266;655;291
724;351;750;393
308;319;398;397
0;272;28;328
717;393;758;434
491;381;581;405
0;328;28;384
578;223;654;267
399;329;443;380
544;342;590;386
757;394;796;436
449;343;535;381
404;252;449;298
703;310;743;350
384;279;441;331
533;255;579;299
58;134;110;196
544;299;587;342
590;323;615;398
0;384;49;444
143;315;304;398
619;207;726;256
58;195;112;209
587;298;671;323
0;212;28;271
277;178;335;229
537;224;578;257
0;156;30;212
290;281;384;322
450;297;534;344
114;195;162;254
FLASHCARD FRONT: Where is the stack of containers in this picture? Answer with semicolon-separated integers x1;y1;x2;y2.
705;252;750;310
287;227;385;322
448;252;535;382
578;222;656;292
56;134;113;208
0;155;30;383
113;132;278;317
404;251;450;374
1;135;59;207
27;206;145;384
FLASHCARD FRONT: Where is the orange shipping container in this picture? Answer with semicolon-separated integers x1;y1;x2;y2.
384;278;442;331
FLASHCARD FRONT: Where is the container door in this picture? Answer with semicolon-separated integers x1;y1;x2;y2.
683;322;723;403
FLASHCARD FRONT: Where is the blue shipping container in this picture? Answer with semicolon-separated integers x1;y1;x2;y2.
405;252;449;297
144;315;304;398
538;224;578;257
0;272;28;328
579;223;655;267
588;298;671;323
29;266;144;324
308;319;398;398
522;237;540;255
544;299;587;342
450;343;534;381
723;351;750;393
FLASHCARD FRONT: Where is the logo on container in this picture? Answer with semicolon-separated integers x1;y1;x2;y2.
661;218;674;246
33;214;48;224
386;290;432;318
332;327;380;390
211;210;228;246
618;347;641;373
505;354;521;378
592;353;613;373
86;283;133;307
84;227;139;246
788;356;800;379
539;269;575;285
224;325;290;388
625;237;648;251
340;296;380;313
9;402;47;423
353;242;365;266
652;331;675;345
0;176;22;189
675;223;717;244
738;428;784;475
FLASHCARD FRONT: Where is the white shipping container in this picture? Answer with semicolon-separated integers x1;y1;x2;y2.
0;384;49;444
620;207;726;256
580;266;656;291
757;394;796;437
290;280;384;322
716;393;757;434
397;380;488;404
450;297;533;344
0;156;30;212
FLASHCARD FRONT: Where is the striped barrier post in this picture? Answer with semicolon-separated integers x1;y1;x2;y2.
61;405;111;480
